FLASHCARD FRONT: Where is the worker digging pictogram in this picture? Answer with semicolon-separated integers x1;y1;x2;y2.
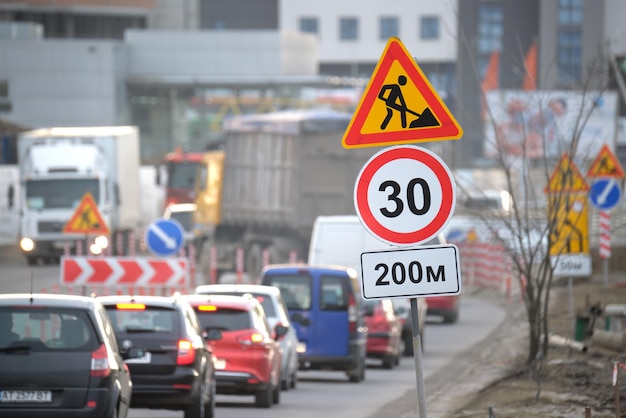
342;37;462;149
378;75;439;130
64;192;110;235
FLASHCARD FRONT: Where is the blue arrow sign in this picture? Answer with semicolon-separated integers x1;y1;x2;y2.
145;218;185;257
589;178;622;211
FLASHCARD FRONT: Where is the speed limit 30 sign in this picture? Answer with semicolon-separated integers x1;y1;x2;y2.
354;145;456;246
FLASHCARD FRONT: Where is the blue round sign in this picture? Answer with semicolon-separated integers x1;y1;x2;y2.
589;178;622;211
145;218;185;257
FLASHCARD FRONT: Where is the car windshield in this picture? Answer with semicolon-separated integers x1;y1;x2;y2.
25;179;100;210
263;274;311;310
169;210;193;231
0;307;97;351
167;161;201;189
105;306;179;334
196;308;252;331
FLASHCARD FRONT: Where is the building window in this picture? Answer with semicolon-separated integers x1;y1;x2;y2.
380;16;399;40
420;16;439;40
557;0;582;84
0;80;10;113
477;4;503;81
299;17;319;35
339;17;358;41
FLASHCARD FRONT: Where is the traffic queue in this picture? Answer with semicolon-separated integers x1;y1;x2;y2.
0;264;414;418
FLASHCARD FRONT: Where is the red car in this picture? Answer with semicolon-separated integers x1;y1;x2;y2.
427;295;460;324
362;299;402;369
182;294;285;408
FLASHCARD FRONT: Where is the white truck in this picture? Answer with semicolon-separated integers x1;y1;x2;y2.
18;126;141;265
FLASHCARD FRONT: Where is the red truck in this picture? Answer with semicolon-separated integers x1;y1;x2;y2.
162;148;206;209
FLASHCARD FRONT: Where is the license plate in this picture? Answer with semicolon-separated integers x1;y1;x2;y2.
296;342;306;353
0;390;52;403
125;351;151;364
213;358;226;370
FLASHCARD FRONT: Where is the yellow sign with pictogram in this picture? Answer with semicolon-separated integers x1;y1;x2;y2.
586;144;625;178
545;153;589;255
548;194;589;255
63;192;109;235
544;153;589;193
342;37;462;149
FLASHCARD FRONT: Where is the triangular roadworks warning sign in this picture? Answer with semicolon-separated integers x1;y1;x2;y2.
342;37;463;149
586;143;625;178
63;192;110;235
544;153;589;193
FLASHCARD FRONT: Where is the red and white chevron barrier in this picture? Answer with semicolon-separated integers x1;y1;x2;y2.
599;210;611;259
61;256;189;287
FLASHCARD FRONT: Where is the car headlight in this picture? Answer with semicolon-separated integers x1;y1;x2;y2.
94;235;109;249
20;238;35;252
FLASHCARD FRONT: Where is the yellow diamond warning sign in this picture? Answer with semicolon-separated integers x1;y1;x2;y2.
63;192;109;235
586;143;625;178
342;37;462;149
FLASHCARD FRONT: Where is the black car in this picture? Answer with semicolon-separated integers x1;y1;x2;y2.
98;294;215;418
0;293;144;418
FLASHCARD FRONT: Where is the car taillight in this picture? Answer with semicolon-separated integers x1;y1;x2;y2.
348;292;357;333
177;340;195;365
91;343;110;377
238;332;265;346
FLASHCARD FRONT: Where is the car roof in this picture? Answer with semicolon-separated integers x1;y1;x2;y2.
195;284;281;297
97;294;184;309
0;293;101;310
261;263;358;278
182;294;260;311
164;203;196;214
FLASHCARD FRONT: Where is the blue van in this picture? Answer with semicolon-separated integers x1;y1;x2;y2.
260;264;367;382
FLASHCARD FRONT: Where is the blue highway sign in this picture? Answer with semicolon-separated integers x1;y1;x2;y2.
589;178;622;211
145;218;185;257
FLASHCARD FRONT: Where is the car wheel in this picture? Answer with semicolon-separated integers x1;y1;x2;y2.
272;381;280;404
403;332;414;356
290;372;297;389
280;374;289;391
255;384;273;408
106;404;118;418
203;379;216;418
184;382;204;418
348;357;366;383
443;309;459;324
382;355;394;369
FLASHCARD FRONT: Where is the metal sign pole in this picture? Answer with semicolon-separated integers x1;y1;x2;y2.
410;298;427;418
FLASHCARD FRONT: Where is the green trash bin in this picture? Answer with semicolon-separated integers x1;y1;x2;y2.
575;316;590;341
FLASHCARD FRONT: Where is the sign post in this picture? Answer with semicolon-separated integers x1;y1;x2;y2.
346;37;462;418
586;143;625;288
354;147;459;418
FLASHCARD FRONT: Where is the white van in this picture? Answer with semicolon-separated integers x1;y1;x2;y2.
307;215;437;355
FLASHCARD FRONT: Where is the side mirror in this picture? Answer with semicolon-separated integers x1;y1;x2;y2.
123;346;146;360
274;324;289;340
204;328;223;341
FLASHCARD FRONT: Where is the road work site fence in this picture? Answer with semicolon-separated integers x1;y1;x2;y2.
453;241;522;301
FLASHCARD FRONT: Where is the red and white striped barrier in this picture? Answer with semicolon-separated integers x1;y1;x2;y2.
61;256;190;288
599;210;611;259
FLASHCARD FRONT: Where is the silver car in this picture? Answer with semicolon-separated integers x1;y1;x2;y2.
195;283;300;390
